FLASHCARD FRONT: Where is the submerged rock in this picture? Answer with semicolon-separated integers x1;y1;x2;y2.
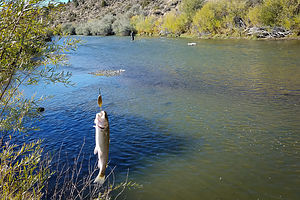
89;69;125;76
37;107;45;112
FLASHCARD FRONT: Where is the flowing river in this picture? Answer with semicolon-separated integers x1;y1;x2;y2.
24;36;300;200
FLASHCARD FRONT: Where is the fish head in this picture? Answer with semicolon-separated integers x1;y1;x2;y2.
94;111;109;129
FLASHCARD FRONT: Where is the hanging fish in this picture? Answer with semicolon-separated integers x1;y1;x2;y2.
93;111;109;184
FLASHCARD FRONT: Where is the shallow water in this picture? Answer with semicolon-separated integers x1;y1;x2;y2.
24;36;300;199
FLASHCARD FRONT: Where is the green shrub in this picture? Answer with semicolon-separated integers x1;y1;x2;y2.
223;0;247;34
89;15;115;36
291;13;300;35
226;0;247;21
73;0;79;7
161;11;189;35
75;23;91;35
141;0;151;8
131;15;157;35
68;11;77;22
247;0;299;29
191;0;249;36
125;5;132;11
192;0;226;35
261;0;286;27
112;14;133;36
143;16;157;34
101;0;108;7
153;17;163;34
246;0;263;7
181;0;205;20
127;4;143;17
247;4;262;26
62;23;76;35
75;15;115;36
130;15;143;33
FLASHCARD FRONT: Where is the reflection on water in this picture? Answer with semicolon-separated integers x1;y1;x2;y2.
24;37;300;200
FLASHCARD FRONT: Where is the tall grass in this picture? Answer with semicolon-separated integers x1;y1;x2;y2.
0;139;141;200
47;141;142;200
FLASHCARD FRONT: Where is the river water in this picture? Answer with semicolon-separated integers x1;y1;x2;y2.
25;36;300;199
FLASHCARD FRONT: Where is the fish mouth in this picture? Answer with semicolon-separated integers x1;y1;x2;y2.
99;111;106;119
95;111;108;129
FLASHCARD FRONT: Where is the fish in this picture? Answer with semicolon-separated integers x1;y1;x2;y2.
93;111;109;184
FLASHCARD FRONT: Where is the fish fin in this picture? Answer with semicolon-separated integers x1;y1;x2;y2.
94;173;105;185
94;147;98;155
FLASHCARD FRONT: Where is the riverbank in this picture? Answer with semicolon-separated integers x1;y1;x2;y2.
138;30;300;40
59;24;300;40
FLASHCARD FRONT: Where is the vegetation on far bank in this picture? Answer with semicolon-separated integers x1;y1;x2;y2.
59;0;300;39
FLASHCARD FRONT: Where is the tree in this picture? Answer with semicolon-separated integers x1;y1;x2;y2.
192;0;226;35
0;0;78;198
247;0;300;29
0;0;78;135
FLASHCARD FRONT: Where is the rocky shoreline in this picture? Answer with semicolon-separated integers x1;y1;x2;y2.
245;26;293;39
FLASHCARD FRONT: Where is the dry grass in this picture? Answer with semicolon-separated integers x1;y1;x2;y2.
45;140;142;200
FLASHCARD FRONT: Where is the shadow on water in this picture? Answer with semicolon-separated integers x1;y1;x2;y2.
23;101;197;199
27;100;197;174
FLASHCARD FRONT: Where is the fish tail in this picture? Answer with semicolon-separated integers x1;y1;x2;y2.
94;173;105;184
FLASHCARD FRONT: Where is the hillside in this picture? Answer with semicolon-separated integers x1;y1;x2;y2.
57;0;181;24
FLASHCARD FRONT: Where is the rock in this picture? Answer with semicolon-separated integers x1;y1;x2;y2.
246;26;291;39
89;69;125;76
37;107;45;112
246;27;270;38
170;1;179;7
163;7;171;13
153;10;163;15
273;26;286;32
271;27;291;38
159;29;171;36
234;16;245;28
